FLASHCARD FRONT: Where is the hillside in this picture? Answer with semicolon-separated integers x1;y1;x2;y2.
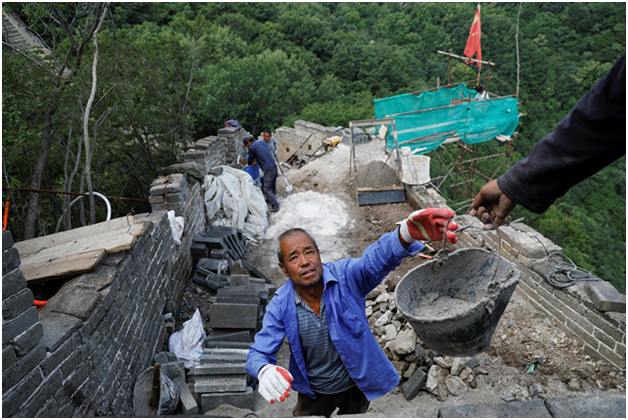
2;2;625;291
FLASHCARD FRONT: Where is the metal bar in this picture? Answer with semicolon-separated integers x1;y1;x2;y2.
16;188;147;202
392;121;403;181
461;152;508;164
409;77;494;95
449;178;476;188
437;50;496;66
350;118;395;127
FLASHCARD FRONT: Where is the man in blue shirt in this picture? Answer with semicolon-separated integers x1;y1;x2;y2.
246;208;459;417
263;129;278;156
244;135;279;212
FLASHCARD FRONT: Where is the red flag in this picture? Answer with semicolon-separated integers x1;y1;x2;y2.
464;5;482;67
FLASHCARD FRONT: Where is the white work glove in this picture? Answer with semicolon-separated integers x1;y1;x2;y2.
398;208;459;244
258;364;294;404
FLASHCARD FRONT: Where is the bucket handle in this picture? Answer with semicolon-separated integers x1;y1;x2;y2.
437;205;505;313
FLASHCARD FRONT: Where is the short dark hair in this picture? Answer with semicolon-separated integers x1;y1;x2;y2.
242;135;254;145
475;85;484;93
276;228;319;265
263;129;272;135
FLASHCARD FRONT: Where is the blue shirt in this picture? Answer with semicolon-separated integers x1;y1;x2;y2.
266;137;278;154
246;230;424;401
294;290;355;394
247;140;276;172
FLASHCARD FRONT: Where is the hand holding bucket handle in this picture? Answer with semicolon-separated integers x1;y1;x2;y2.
258;364;293;404
399;208;459;244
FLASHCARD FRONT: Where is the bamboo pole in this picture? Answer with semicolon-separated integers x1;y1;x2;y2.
437;50;495;66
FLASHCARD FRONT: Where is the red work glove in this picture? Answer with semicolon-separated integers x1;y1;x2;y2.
399;208;459;244
258;364;294;404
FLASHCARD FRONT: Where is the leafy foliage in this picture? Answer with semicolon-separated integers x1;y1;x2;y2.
2;2;625;292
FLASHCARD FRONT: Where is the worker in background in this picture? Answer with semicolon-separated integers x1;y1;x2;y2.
474;85;489;101
471;52;625;229
246;208;459;417
263;129;278;157
243;135;280;212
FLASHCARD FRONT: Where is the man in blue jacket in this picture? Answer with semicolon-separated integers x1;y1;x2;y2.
246;208;459;417
244;135;280;212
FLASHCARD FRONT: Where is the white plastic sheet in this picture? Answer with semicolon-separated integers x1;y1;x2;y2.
168;309;205;370
167;210;185;246
203;166;268;241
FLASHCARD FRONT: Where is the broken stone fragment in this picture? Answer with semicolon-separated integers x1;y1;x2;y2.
426;365;443;393
384;324;398;341
459;366;473;382
475;367;489;376
567;377;581;390
375;292;390;303
501;393;515;402
445;375;468;397
375;310;393;327
450;357;464;376
433;356;451;369
528;383;543;397
403;363;418;379
394;329;417;355
437;384;449;401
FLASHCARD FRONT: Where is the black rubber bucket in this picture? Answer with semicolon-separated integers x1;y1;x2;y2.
395;248;520;356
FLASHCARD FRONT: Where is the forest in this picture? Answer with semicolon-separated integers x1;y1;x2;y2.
2;2;625;292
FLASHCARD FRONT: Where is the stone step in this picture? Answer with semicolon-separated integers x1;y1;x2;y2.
194;375;247;393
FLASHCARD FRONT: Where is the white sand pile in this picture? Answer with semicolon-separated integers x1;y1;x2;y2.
265;191;351;262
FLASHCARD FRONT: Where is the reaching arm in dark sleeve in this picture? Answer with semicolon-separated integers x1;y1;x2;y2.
498;53;626;213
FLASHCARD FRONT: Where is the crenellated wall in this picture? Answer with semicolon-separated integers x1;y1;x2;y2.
1;144;215;417
2;178;205;417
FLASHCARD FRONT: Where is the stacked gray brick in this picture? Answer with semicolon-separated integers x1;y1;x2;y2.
148;173;191;217
184;135;226;177
2;231;47;418
218;126;248;164
2;173;207;417
192;275;277;412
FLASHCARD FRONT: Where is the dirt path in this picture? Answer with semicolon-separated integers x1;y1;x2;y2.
235;140;624;417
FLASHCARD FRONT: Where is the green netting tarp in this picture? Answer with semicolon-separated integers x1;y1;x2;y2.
374;84;519;154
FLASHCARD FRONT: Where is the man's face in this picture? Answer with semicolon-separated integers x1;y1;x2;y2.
263;132;271;142
278;231;323;288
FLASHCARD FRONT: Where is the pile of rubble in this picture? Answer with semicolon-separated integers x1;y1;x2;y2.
366;281;492;402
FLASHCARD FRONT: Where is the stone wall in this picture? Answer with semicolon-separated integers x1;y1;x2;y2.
406;186;626;369
274;120;341;162
1;136;217;416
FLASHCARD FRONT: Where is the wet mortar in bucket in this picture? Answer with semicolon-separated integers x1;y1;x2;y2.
395;247;520;357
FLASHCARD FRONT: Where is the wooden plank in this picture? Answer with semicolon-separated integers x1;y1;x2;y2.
18;223;145;266
357;186;406;193
14;215;136;257
23;249;108;284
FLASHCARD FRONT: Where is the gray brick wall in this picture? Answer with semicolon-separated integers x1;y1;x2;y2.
407;184;626;369
2;172;207;417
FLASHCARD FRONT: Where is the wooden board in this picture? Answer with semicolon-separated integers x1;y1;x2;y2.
14;216;146;283
22;249;108;284
14;215;136;257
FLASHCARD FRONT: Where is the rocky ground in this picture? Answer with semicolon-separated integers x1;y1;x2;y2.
178;139;625;417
